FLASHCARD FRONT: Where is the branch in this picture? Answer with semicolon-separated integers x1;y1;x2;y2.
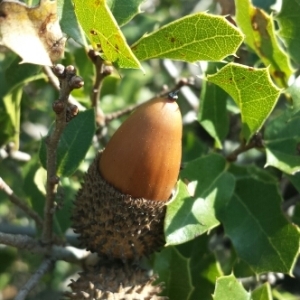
15;258;55;300
88;50;113;126
226;133;264;162
0;232;90;262
42;65;84;245
0;177;43;228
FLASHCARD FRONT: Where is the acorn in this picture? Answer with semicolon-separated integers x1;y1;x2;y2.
64;263;166;300
72;93;182;261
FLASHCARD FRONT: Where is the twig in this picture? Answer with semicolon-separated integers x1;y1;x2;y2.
15;258;55;300
0;232;90;262
42;65;84;245
0;177;43;228
88;50;113;126
104;78;190;124
226;133;264;162
43;66;85;111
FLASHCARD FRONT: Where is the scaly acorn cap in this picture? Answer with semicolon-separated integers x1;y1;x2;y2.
72;151;166;262
99;95;182;201
64;263;166;300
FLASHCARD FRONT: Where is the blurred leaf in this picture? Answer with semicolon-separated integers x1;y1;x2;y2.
165;154;235;245
207;63;281;141
0;58;43;147
0;108;14;146
131;12;244;62
57;0;86;46
0;0;65;66
153;246;193;299
23;156;45;218
252;283;273;300
272;289;300;300
213;274;251;300
276;0;300;64
107;0;145;26
40;109;95;177
74;0;143;70
285;172;300;226
217;177;299;274
199;63;229;149
3;57;42;96
2;87;22;149
235;0;293;87
0;249;16;274
265;108;300;174
288;75;300;115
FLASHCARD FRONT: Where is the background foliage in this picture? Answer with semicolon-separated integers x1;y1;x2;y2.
1;0;300;299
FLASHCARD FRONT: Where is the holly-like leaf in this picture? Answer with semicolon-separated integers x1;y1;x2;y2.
73;0;143;70
252;283;273;300
235;0;293;87
165;154;235;245
265;108;300;174
153;246;193;300
217;176;299;274
213;274;251;300
276;0;300;64
39;109;95;177
107;0;145;27
176;235;223;300
198;63;229;149
0;0;65;66
207;63;281;141
131;12;244;62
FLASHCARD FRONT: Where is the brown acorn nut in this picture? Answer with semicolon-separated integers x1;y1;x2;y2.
72;95;182;261
99;95;182;201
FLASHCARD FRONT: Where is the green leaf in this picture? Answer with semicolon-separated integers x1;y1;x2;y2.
23;156;45;218
2;87;22;150
107;0;145;27
265;108;300;174
153;246;193;299
276;0;300;64
288;75;300;115
207;63;281;141
217;176;299;274
252;283;273;300
73;0;143;70
198;63;229;149
57;0;86;46
213;274;251;300
176;235;223;300
40;109;95;177
165;154;235;245
0;58;43;148
235;0;293;87
131;12;244;62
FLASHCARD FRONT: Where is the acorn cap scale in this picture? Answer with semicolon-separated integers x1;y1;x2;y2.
72;152;166;262
64;263;166;300
99;96;182;201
